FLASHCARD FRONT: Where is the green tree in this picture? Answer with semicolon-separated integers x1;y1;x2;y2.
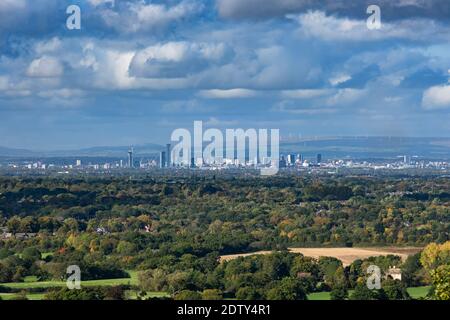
382;279;410;300
430;265;450;300
0;248;13;259
104;286;125;300
45;287;105;300
330;286;349;300
21;247;41;262
402;253;424;287
350;283;380;300
174;290;202;300
116;241;137;255
236;287;260;300
266;277;307;300
138;269;168;292
201;289;222;300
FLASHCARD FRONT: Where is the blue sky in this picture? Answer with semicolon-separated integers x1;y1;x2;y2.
0;0;450;150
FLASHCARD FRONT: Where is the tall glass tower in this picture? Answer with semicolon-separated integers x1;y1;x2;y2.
128;148;134;168
166;144;171;167
160;151;166;168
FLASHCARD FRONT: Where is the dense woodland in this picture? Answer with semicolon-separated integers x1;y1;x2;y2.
0;174;449;300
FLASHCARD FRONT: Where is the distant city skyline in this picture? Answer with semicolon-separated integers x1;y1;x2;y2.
0;1;450;150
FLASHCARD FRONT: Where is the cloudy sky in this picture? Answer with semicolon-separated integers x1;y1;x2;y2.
0;0;450;150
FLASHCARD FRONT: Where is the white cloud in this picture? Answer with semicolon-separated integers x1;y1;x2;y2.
216;0;450;22
205;117;238;127
94;50;136;89
34;37;62;54
326;88;365;106
0;76;32;97
26;56;64;78
422;85;450;109
0;76;9;90
38;88;85;99
292;11;450;42
199;89;259;99
88;0;115;7
130;41;233;78
0;0;26;10
329;75;352;86
100;0;203;33
281;89;332;99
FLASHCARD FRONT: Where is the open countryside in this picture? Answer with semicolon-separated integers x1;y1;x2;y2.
220;247;423;266
1;175;449;300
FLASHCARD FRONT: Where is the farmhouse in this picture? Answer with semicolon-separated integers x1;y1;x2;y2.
386;266;402;281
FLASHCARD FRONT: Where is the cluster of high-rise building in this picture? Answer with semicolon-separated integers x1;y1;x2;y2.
278;153;322;168
2;146;449;173
158;144;324;170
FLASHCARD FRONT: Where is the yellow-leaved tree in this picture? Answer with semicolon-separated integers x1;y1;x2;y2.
420;241;450;300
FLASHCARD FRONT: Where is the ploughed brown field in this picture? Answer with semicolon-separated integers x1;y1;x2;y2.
220;247;423;266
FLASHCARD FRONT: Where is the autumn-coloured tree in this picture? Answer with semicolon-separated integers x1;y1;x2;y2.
420;241;450;300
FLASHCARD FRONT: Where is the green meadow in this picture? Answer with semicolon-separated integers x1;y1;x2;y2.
0;273;431;301
306;286;431;300
0;271;171;300
2;272;138;290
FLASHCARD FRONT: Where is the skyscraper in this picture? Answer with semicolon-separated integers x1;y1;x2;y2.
166;144;171;167
160;151;166;168
287;154;296;166
128;148;134;168
279;155;286;168
317;153;322;164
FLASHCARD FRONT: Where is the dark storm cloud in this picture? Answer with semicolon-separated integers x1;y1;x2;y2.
216;0;450;21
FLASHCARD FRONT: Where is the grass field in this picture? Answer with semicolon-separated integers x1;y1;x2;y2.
0;270;167;300
307;291;332;300
407;286;431;299
306;286;431;300
0;293;46;300
1;270;139;290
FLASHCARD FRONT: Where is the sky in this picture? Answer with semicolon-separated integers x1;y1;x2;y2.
0;0;450;150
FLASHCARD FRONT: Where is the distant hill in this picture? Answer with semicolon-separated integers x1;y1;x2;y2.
0;143;164;158
280;136;450;159
0;146;37;157
0;137;449;160
49;143;165;157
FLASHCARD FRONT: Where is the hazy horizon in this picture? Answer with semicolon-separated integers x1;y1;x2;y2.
1;135;450;152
